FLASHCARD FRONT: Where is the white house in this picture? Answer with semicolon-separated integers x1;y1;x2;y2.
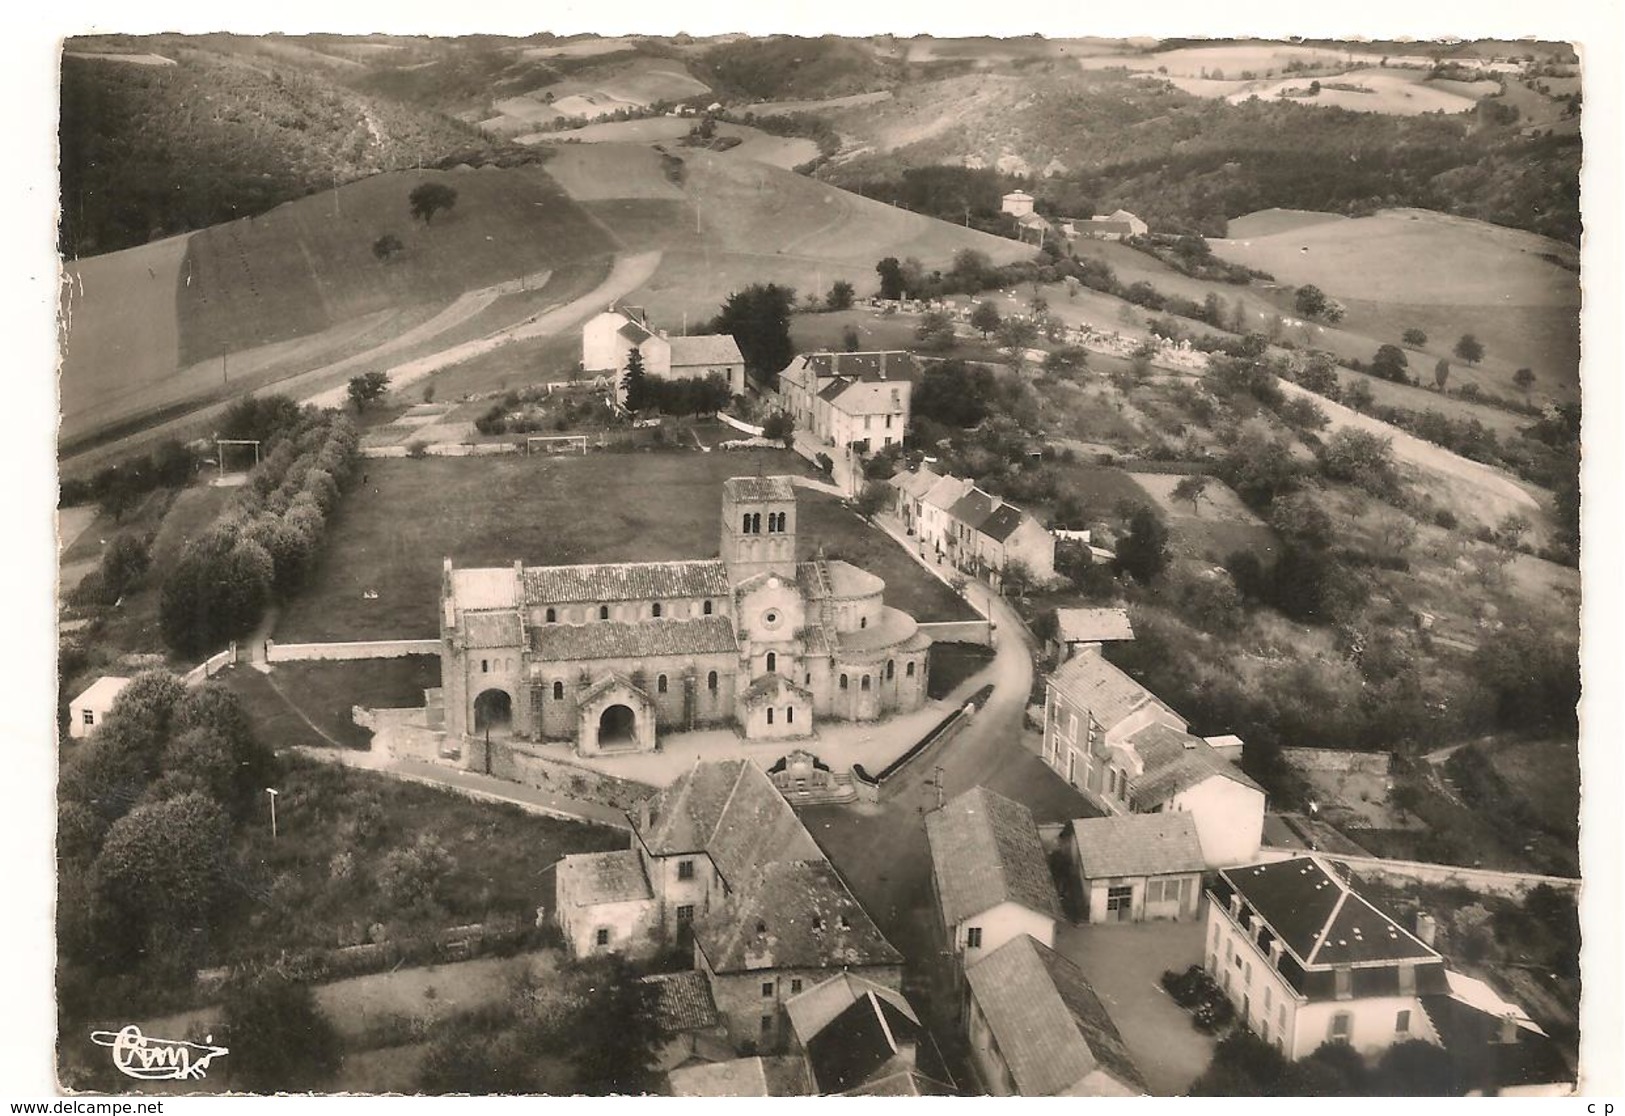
777;351;915;453
582;305;746;402
553;848;656;957
1000;190;1035;218
67;675;131;740
1069;812;1207;924
1041;651;1265;866
964;934;1146;1096
926;786;1061;972
1063;210;1149;241
1206;857;1450;1060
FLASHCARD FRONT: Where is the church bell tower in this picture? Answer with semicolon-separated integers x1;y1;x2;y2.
720;476;798;586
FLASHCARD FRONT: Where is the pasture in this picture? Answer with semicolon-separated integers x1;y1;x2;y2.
1130;473;1278;564
523;117;819;170
1225;70;1497;115
277;450;973;642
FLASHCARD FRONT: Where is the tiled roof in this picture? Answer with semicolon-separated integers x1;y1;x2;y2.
825;378;907;417
921;474;972;512
522;559;730;605
926;786;1061;926
821;559;884;599
557;849;651;906
722;475;795;503
617;319;654;343
1055;608;1135;645
1070;813;1207;879
785;972;918;1045
450;566;519;610
530;617;738;661
889;467;940;501
964;935;1145;1097
695;858;902;973
979;502;1032;543
739;673;812;705
948;487;997;532
669;334;743;367
1219;857;1442;969
638;760;822;878
1047;653;1171;734
1126;722;1264;807
462;611;522;648
641;970;720;1033
794;351;921;384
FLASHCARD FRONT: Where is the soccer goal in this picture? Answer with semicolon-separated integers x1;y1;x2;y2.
525;434;589;456
214;438;262;485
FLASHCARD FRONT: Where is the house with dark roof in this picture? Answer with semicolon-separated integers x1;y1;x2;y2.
438;477;931;754
777;351;916;454
889;466;1056;585
1206;856;1451;1059
782;972;935;1094
1063;209;1149;241
582;305;746;401
964;934;1146;1096
642;970;733;1072
556;760;904;1052
1422;970;1575;1096
1053;607;1135;661
887;463;940;534
1042;651;1265;865
1068;813;1207;923
926;787;1062;971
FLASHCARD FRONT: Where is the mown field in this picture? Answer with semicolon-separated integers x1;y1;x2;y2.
277;450;974;642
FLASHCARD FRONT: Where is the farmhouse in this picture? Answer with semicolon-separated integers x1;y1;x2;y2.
555;760;904;1049
1041;650;1265;866
777;351;916;453
964;934;1146;1097
1067;812;1207;924
582;305;746;401
1063;210;1149;241
926;786;1062;972
1206;856;1450;1060
1053;606;1135;662
439;476;932;755
67;675;131;740
1000;190;1035;218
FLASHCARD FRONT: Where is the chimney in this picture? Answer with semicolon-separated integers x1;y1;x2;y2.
1268;939;1283;967
1415;911;1437;947
1228;893;1242;919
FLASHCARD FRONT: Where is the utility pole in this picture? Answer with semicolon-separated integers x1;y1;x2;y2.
266;787;279;839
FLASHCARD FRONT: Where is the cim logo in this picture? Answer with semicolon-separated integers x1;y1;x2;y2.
91;1025;229;1081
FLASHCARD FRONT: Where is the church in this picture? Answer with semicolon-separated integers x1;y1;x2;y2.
438;476;932;760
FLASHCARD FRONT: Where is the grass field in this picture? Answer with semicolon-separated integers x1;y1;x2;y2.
277;450;975;641
222;658;441;749
1222;69;1498;115
1131;473;1279;564
522;118;819;170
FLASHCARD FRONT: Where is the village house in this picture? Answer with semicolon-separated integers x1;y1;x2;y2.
1423;970;1575;1096
888;463;941;535
1206;856;1451;1060
1000;190;1035;218
776;351;916;454
1052;606;1135;662
963;934;1147;1097
642;970;734;1073
926;786;1062;973
581;305;747;402
554;760;904;1050
1041;650;1265;866
66;675;130;740
1067;812;1207;924
438;477;931;758
1062;209;1150;241
890;466;1056;586
784;973;939;1094
915;472;975;558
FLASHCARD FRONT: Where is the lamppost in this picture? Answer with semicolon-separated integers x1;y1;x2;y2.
266;787;279;840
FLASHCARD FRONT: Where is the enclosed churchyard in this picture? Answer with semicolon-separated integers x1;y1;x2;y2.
277;449;977;643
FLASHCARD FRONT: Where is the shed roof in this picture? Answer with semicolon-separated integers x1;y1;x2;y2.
1126;721;1264;807
964;935;1145;1096
1070;813;1206;879
522;559;730;605
668;1056;811;1097
926;786;1060;926
890;466;941;501
785;972;918;1045
641;970;720;1033
530;616;738;661
1055;608;1135;645
72;675;132;710
805;990;921;1093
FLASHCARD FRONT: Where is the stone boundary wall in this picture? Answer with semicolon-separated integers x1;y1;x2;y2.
717;412;765;438
1124;461;1218;476
1255;848;1578;897
181;646;236;686
1281;747;1393;775
361;442;522;460
920;619;992;645
489;741;654;814
267;639;441;662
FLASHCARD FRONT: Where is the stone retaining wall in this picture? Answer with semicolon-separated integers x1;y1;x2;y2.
1281;747;1393;775
267;639;441;662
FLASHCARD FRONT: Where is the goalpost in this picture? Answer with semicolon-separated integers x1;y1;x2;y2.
525;435;589;456
214;438;262;482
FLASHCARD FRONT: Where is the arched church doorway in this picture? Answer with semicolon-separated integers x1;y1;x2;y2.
473;689;512;735
599;703;637;749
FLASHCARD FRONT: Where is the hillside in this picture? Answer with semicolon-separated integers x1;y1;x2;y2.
59;37;501;256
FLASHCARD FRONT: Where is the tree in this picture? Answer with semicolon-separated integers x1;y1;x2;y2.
564;955;663;1095
970;300;1003;339
377;834;456;919
420;1029;536;1095
1372;1039;1460;1096
914;310;957;352
1453;333;1484;365
372;233;404;261
220;971;342;1093
409;181;458;225
840;325;861;352
1043;346;1088;376
1319;428;1400;497
855;481;890;519
1268;490;1334;548
761;411;794;447
1513;366;1536;397
1496;511;1532;550
1433;358;1450;390
875;256;905;299
1343;378;1375;412
1115;505;1170;583
1402;327;1428;348
621;347;649;412
1370;344;1410;382
93;793;232;944
996;316;1039;353
827;279;855;311
347;370;390;412
712;283;796;377
160;531;275;657
1171;474;1209;514
99;533;151;600
1294;284;1328;318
